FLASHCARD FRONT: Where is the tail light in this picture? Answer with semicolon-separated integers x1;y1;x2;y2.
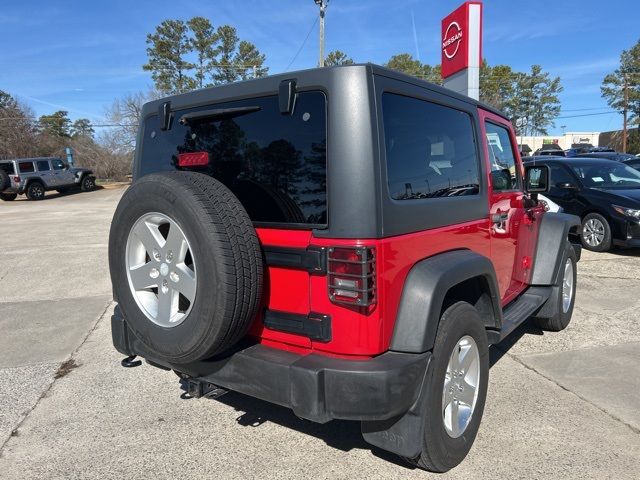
328;246;376;307
13;176;20;183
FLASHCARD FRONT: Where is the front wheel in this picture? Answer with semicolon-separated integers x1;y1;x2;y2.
408;302;489;472
581;213;611;252
534;244;577;331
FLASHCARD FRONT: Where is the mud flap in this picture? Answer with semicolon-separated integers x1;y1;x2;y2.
361;358;431;459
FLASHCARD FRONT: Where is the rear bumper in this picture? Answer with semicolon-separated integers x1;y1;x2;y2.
111;306;430;423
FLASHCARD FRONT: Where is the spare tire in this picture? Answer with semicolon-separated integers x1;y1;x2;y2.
108;172;263;363
0;169;10;192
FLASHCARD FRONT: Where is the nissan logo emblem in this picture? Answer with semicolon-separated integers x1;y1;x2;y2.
442;21;463;59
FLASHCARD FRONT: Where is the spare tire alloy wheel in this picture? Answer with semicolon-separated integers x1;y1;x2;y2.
109;172;263;364
126;212;196;327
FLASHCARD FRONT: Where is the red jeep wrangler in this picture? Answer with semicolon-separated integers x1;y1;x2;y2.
109;64;581;472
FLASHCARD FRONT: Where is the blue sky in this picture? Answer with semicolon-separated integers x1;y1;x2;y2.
0;0;637;135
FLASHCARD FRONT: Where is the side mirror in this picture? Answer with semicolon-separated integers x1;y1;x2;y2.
556;182;577;190
524;165;549;193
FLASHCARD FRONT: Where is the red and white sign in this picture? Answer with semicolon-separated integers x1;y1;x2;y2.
441;1;482;79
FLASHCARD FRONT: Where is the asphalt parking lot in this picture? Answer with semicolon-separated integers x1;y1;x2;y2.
1;187;639;479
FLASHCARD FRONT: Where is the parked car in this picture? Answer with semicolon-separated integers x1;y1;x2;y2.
577;152;636;162
623;157;640;171
0;157;96;201
524;157;640;251
589;146;615;153
108;64;581;472
534;148;566;157
565;147;591;157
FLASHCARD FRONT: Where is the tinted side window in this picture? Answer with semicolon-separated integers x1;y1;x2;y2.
37;160;51;172
143;92;327;226
485;122;519;191
549;164;575;187
19;161;35;173
382;93;480;200
52;159;65;170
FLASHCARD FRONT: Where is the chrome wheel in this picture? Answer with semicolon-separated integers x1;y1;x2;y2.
442;335;480;438
583;218;605;247
125;212;197;328
562;258;574;313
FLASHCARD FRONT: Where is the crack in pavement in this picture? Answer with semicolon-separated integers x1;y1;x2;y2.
0;300;113;456
503;348;640;435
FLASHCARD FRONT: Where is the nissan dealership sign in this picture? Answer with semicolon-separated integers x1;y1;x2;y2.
441;1;482;99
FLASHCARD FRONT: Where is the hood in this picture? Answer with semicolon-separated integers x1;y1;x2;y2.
69;167;92;174
589;187;640;207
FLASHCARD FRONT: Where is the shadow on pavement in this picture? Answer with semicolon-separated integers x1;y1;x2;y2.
490;319;543;367
609;247;640;257
188;319;546;469
6;185;104;202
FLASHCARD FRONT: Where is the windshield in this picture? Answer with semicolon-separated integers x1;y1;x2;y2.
571;163;640;189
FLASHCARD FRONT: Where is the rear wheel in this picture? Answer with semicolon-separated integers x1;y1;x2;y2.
581;213;611;252
26;182;45;201
408;302;489;472
0;192;17;201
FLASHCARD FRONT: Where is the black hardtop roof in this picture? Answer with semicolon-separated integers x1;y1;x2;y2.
143;63;508;121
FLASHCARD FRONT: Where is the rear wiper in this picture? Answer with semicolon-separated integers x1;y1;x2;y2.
179;106;261;125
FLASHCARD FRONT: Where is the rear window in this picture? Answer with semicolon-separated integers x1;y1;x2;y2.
382;93;480;200
18;161;35;173
0;162;15;175
141;92;327;226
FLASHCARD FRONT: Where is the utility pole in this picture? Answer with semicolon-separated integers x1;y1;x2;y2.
315;0;327;67
622;73;628;153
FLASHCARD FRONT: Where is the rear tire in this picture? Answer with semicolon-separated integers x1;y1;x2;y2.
534;244;577;331
26;182;45;201
408;302;489;473
0;192;17;201
109;172;263;363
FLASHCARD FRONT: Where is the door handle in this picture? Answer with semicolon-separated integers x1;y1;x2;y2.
491;212;509;224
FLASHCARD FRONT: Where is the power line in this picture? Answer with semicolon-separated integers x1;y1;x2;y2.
285;16;318;72
557;111;617;119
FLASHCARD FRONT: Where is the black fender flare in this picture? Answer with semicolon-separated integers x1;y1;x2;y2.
390;249;501;354
24;177;46;190
530;212;581;286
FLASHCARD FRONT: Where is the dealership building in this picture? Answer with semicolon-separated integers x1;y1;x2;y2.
518;132;601;154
